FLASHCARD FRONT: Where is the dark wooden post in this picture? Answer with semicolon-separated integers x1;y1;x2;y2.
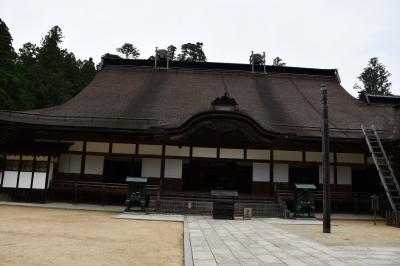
160;145;166;191
321;84;331;233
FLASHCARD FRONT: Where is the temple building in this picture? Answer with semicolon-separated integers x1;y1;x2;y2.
0;57;399;216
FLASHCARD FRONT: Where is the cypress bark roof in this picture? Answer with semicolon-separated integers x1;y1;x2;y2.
0;59;397;140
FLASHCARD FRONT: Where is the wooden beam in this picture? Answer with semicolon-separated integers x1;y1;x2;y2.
16;154;22;189
45;156;51;189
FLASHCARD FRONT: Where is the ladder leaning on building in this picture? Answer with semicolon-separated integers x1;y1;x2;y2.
361;125;400;214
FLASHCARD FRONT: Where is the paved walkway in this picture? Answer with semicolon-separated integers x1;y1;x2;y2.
187;216;400;266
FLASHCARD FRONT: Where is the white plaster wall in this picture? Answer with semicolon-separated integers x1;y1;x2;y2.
337;166;352;185
318;165;334;184
58;154;70;173
141;158;161;178
32;172;46;189
3;171;18;188
139;144;162;155
220;148;244;159
67;141;84;152
252;162;270;182
112;143;135;154
337;153;364;164
305;152;334;162
69;154;82;174
165;146;190;157
58;154;82;174
193;147;217;158
274;150;302;162
165;159;183;179
247;149;270;160
86;142;109;153
84;155;104;175
274;164;289;182
18;172;32;188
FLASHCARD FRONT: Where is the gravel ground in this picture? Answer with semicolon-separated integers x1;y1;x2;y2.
0;205;183;266
275;219;400;246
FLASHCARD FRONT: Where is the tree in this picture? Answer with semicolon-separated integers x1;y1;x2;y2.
167;45;177;60
17;42;38;65
354;57;392;97
116;43;140;59
249;53;264;65
273;57;286;66
0;21;96;110
0;18;25;109
177;42;207;62
0;18;16;70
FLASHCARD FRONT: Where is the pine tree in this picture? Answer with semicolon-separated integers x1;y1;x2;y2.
354;57;392;97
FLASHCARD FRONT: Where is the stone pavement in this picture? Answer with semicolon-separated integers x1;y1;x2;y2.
187;216;400;266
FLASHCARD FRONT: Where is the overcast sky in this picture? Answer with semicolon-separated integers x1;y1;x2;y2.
2;0;399;97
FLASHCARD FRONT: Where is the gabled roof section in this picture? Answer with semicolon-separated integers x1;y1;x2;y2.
0;59;396;140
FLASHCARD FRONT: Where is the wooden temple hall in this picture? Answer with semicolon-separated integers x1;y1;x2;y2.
1;56;400;216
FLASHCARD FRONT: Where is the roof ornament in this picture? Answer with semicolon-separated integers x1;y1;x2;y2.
154;47;171;69
250;51;266;74
211;93;239;112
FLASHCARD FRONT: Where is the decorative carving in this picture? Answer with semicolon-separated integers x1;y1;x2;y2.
211;93;238;111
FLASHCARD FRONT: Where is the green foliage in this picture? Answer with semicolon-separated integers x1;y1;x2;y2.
0;19;16;70
249;53;264;65
0;18;21;109
273;57;286;66
0;19;96;110
167;45;177;60
354;57;392;97
177;42;207;62
116;43;140;59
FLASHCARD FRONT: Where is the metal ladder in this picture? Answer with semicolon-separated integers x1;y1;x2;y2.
361;125;400;213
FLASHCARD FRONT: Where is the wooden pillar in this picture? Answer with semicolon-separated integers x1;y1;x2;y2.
16;154;22;189
160;145;166;191
0;157;4;188
0;154;4;188
321;85;331;233
30;156;37;189
333;153;338;186
270;150;274;194
80;141;87;180
45;156;51;189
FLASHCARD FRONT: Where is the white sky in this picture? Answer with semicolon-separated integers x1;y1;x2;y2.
2;0;400;97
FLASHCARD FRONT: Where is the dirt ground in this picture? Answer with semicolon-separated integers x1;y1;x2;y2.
276;220;400;246
0;205;183;266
